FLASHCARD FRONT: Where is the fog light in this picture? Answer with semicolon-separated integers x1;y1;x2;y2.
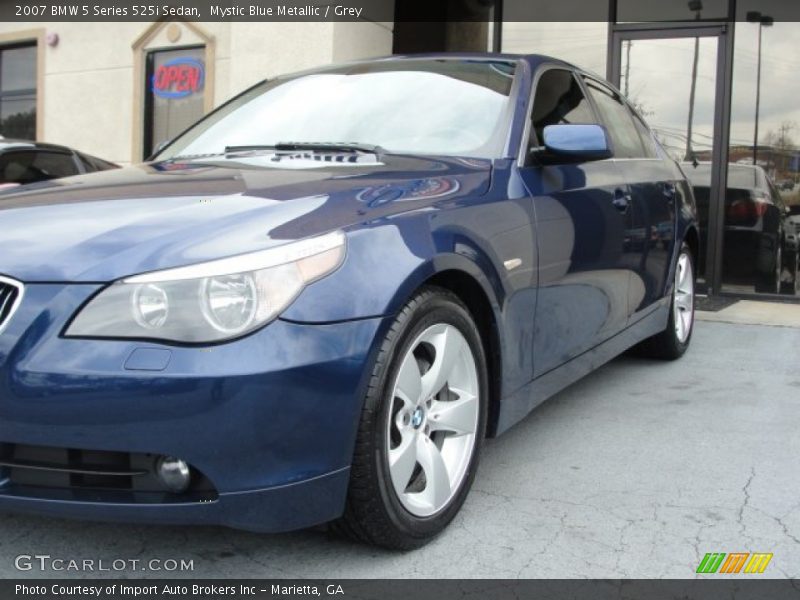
156;456;191;493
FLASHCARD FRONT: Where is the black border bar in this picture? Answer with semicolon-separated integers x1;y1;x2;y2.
4;579;800;600
3;0;800;23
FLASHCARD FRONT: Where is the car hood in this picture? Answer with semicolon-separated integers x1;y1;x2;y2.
0;153;491;282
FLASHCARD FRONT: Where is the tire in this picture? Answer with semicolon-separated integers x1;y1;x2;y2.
332;286;488;550
754;243;781;294
635;242;695;360
780;248;799;295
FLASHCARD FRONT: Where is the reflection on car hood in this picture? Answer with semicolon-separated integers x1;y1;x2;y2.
0;154;491;282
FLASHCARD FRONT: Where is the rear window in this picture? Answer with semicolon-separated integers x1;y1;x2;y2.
78;152;118;172
0;149;79;184
683;164;763;190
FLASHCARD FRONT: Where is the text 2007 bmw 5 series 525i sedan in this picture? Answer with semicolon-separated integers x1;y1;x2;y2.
0;54;698;549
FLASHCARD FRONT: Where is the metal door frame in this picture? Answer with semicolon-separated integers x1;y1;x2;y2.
607;20;735;296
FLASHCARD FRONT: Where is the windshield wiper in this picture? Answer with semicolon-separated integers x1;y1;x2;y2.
224;144;278;153
277;142;384;154
224;142;383;154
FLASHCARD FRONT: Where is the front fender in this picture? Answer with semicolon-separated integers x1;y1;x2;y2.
281;195;538;402
282;209;517;323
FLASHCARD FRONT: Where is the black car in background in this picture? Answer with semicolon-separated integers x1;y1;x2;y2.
0;139;118;188
787;204;800;292
683;162;797;295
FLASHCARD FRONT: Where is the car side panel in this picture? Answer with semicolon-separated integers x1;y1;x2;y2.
616;158;677;314
282;160;540;400
519;160;633;377
495;296;670;434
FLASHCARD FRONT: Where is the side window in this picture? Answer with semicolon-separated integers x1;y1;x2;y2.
31;151;80;179
0;150;80;184
79;152;117;172
632;114;658;158
77;153;95;173
0;150;41;184
531;69;595;144
584;79;646;159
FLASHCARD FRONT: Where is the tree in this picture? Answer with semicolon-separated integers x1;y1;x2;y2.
763;121;797;176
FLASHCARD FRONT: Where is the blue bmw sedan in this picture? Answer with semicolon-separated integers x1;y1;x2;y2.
0;54;698;549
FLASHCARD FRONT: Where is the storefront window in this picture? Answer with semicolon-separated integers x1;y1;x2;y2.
619;35;719;289
501;22;607;76
0;44;37;140
143;46;205;159
724;17;800;296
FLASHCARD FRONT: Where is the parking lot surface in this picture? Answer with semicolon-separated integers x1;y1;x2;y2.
1;318;798;579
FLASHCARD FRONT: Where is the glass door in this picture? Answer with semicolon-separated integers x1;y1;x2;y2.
610;25;729;295
143;46;206;160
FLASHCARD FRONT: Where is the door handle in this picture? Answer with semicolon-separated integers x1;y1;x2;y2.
612;188;631;213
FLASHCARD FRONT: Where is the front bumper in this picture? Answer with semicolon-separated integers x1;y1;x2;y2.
0;467;351;532
0;283;384;531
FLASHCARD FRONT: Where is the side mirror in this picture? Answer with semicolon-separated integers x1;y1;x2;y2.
539;124;612;161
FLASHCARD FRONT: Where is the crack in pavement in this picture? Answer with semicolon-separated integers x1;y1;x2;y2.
737;467;757;547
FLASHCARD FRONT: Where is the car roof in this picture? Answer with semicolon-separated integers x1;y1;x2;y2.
275;52;594;83
380;52;591;75
383;52;574;64
0;138;74;153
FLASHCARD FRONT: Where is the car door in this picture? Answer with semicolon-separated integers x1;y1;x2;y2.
518;67;634;377
583;77;677;316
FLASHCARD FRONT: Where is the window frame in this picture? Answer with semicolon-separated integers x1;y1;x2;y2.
142;44;206;160
0;41;38;141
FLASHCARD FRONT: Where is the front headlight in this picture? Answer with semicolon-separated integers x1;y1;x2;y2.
65;231;345;343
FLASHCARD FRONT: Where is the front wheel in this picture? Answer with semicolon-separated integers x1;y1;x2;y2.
780;248;799;296
754;243;781;294
635;242;695;360
332;286;488;549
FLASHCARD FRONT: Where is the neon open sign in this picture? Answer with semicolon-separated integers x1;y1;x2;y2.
152;58;204;99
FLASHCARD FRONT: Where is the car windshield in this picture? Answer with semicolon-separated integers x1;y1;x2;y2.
156;59;517;161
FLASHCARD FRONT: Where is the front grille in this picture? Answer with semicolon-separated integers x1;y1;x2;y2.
0;277;22;331
0;443;217;503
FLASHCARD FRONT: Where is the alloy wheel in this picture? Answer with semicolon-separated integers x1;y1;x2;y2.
674;252;694;343
386;323;479;517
